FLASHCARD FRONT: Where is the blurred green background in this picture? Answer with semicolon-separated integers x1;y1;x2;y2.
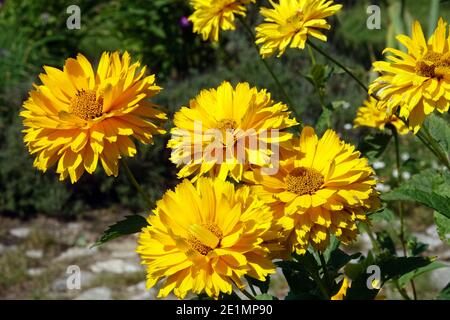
0;0;449;217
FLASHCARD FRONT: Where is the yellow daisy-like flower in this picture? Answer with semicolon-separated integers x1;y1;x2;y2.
189;0;256;42
137;178;280;299
244;126;380;254
369;18;450;133
331;277;350;300
255;0;343;58
353;97;409;135
21;52;166;183
168;81;298;182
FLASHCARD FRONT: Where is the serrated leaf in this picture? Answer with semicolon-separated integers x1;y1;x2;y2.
94;215;149;247
424;114;450;155
398;261;448;288
435;211;450;244
382;170;450;219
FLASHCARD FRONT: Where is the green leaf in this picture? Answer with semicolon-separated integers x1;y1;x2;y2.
315;101;346;136
407;237;429;256
398;261;448;288
437;282;450;300
358;132;392;162
94;215;149;247
382;169;450;219
345;254;433;300
369;208;396;223
435;211;450;244
255;294;274;300
424;114;450;155
376;231;396;255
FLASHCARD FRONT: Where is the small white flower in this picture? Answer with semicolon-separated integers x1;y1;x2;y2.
401;152;410;161
372;160;386;170
402;171;411;180
376;183;391;192
344;123;352;130
392;169;399;178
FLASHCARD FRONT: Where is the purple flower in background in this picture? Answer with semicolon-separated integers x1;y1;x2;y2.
179;16;191;29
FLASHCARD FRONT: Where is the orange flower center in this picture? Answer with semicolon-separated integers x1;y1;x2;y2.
217;119;237;131
285;167;324;195
187;223;223;256
415;51;450;79
280;9;305;33
69;89;103;120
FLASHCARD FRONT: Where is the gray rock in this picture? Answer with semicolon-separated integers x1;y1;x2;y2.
429;265;450;291
9;227;30;239
126;281;157;300
27;268;44;277
54;247;97;262
26;249;44;259
52;278;68;292
74;287;112;300
89;259;142;274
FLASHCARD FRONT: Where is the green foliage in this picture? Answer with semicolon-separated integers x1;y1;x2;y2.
425;114;450;156
345;253;433;300
398;261;448;288
434;211;450;245
382;169;450;218
94;215;149;247
437;282;450;300
358;132;392;162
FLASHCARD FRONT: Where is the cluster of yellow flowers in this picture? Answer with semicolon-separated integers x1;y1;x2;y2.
21;0;450;300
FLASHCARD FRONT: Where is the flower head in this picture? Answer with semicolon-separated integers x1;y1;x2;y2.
168;81;298;182
189;0;255;42
255;0;343;58
21;52;166;183
369;18;450;133
353;97;409;135
244;126;380;254
137;178;280;299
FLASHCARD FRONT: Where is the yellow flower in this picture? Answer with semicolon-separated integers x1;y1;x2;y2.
21;52;166;183
353;97;409;135
189;0;256;42
331;277;350;300
255;0;343;58
136;178;280;299
168;81;298;182
369;18;450;133
244;126;380;254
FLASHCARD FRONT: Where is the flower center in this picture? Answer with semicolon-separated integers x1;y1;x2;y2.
285;167;324;195
415;51;450;79
187;223;223;256
281;9;305;32
217;119;237;131
69;89;103;120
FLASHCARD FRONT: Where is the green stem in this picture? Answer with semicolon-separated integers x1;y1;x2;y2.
237;15;301;126
420;125;450;169
318;252;332;293
392;128;418;300
122;159;153;209
395;281;412;300
238;287;257;300
305;253;330;299
307;40;371;95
